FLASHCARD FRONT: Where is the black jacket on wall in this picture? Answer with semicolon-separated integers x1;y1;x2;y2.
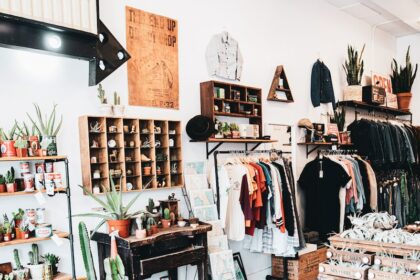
311;60;337;109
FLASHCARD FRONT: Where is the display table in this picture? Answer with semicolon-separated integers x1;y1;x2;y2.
91;223;212;280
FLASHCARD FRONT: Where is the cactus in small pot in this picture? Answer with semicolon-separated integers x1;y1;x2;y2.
41;254;61;275
146;217;158;236
103;255;125;280
161;208;171;228
5;167;16;193
97;84;113;116
0;124;18;157
27;244;44;280
135;214;147;239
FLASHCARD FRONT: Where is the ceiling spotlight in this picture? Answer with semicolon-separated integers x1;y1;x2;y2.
46;35;62;49
117;51;125;61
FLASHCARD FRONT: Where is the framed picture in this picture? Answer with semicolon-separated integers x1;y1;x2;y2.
184;161;206;175
184;174;208;191
209;250;236;280
193;205;218;222
233;253;247;280
189;189;215;207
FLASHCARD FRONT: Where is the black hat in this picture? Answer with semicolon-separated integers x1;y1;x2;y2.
186;115;216;141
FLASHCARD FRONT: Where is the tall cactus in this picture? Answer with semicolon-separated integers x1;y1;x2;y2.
14;249;23;270
79;222;97;280
104;256;125;280
28;252;34;266
32;244;39;265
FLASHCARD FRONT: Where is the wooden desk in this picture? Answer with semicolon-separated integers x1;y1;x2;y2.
91;223;212;280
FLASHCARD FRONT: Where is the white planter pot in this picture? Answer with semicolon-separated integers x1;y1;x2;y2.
27;264;44;280
343;85;363;102
136;229;147;239
99;104;113;116
113;105;125;116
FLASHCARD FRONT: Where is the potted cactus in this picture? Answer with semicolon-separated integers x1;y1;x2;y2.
135;215;147;239
5;167;16;193
13;249;29;280
27;103;63;156
41;254;60;275
27;244;44;280
104;232;126;280
0;224;4;242
221;122;232;138
12;208;25;239
146;217;158;236
14;138;28;158
79;222;97;280
113;91;125;116
342;44;365;102
0;175;6;193
161;208;171;228
0;124;18;157
19;223;29;239
230;123;240;139
3;215;12;241
97;83;113;115
390;46;418;111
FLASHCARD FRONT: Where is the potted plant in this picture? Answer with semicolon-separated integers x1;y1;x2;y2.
74;178;145;238
14;138;28;158
27;124;41;157
146;217;158;236
390;46;418;111
19;223;29;239
342;44;365;102
3;214;12;241
13;208;25;229
13;249;29;280
0;224;4;242
230;123;240;139
41;253;60;275
143;163;152;176
97;83;113;115
0;175;6;193
161;208;171;228
27;103;63;156
221;122;231;138
0;124;18;157
113;92;125;116
214;119;223;139
27;244;44;280
5;167;17;193
135;215;147;239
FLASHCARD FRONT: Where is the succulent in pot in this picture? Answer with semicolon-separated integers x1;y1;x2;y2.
5;167;17;193
41;253;60;275
12;208;25;228
230;123;240;138
161;208;171;228
74;178;153;238
27;103;63;156
146;217;158;236
390;46;418;111
27;244;44;280
97;83;113;115
342;44;365;102
221;122;231;138
0;175;6;193
14;138;28;158
3;215;12;241
135;214;147;239
0;124;18;157
19;223;29;239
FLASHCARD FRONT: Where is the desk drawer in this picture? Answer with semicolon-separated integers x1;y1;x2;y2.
140;246;205;276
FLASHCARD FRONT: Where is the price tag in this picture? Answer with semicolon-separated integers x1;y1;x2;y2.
35;192;47;205
332;145;337;151
51;234;64;246
319;170;324;178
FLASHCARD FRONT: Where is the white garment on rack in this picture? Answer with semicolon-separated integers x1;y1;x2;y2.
268;164;282;223
209;165;230;227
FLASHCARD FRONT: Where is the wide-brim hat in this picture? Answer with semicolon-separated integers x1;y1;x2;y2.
186;115;217;141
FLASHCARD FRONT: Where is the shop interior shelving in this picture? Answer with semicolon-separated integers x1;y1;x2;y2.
79;116;183;194
298;142;354;158
267;65;294;103
0;156;75;280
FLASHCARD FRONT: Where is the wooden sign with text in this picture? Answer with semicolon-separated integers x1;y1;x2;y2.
126;7;179;109
372;72;397;109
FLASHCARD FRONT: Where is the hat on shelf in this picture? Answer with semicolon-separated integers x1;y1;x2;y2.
186;115;217;141
298;118;314;130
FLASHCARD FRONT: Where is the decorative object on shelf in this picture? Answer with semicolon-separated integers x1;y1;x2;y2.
171;163;178;174
146;217;158;236
267;65;294;103
107;139;117;148
97;84;113;116
177;214;186;227
109;150;118;163
113;92;125;116
142;163;152;176
90;121;102;133
127;7;179;109
362;85;386;105
108;126;118;133
224;103;231;113
342;44;365;102
156;166;162;175
14;134;28;158
135;214;147;238
221;122;231;138
5;167;16;193
330;106;346;132
123;125;129;134
155;140;161;148
390;46;418;112
0;124;18;157
92;170;101;179
161;208;171;228
27;244;44;280
206;31;243;81
372;73;397;109
186;115;217;141
27;104;62;156
230;123;240;139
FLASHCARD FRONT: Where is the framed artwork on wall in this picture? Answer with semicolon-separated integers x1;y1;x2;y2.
233;253;247;280
209;250;236;280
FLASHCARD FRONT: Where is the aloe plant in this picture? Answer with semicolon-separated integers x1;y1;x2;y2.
390;46;418;94
0;123;18;141
27;103;63;136
79;222;97;280
343;44;365;86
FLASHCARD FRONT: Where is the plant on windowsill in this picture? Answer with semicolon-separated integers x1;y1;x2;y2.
342;44;365;102
0;124;18;157
27;103;63;156
390;46;418;112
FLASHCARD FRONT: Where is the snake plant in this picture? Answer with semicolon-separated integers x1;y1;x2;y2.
79;222;97;280
343;44;365;86
390;46;418;94
27;103;63;136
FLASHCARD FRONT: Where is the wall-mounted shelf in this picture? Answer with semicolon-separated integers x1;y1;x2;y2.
79;116;183;194
267;65;294;103
191;138;277;158
0;230;69;248
0;188;67;197
298;142;354;158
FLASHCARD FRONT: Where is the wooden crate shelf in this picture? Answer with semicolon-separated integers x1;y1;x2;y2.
79;116;183;194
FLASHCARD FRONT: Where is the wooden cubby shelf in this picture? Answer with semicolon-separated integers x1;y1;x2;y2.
79;116;183;194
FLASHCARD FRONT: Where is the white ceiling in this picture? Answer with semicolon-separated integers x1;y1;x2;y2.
326;0;420;37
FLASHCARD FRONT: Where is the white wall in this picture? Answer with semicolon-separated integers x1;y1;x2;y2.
0;0;397;279
397;34;420;124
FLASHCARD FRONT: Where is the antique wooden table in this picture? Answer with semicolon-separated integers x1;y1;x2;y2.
91;223;212;280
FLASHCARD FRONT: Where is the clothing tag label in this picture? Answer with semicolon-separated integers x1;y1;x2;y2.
379;187;383;194
319;170;324;178
332;145;337;151
51;234;64;246
35;192;47;205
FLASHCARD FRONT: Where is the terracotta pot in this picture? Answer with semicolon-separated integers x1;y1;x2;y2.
15;219;22;228
0;184;5;193
151;225;159;234
21;231;30;239
28;136;40;157
3;233;12;242
146;229;152;237
107;219;131;238
0;233;3;242
15;228;22;240
135;229;147;239
161;219;171;228
6;183;17;193
143;167;152;176
397;92;412;112
16;148;28;158
1;140;17;157
232;131;240;139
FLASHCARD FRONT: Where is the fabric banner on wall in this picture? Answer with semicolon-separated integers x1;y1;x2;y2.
126;7;179;109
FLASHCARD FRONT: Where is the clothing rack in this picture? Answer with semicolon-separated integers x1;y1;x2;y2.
355;110;412;124
213;149;294;280
317;149;359;156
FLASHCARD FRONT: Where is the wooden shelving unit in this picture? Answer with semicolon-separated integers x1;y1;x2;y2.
0;188;67;197
200;80;263;137
79;116;183;194
0;156;67;162
267;65;294;103
0;231;69;248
